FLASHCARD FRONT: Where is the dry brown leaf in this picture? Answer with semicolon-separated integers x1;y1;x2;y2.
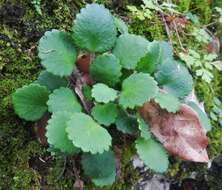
74;179;84;190
34;113;50;146
207;35;220;54
139;102;209;163
76;54;91;74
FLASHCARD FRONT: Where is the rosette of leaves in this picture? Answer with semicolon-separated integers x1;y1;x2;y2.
12;3;211;188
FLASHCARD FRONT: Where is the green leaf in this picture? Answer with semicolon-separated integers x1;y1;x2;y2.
113;16;128;34
213;97;221;106
36;70;68;91
212;106;221;115
92;171;116;187
47;145;64;156
115;110;138;134
137;116;151;140
82;85;92;101
188;101;212;132
113;34;149;69
154;91;180;113
136;41;162;74
212;60;222;71
92;83;118;103
119;73;158;109
155;59;193;99
210;111;218;121
46;112;79;154
136;138;169;173
38;29;77;76
90;54;122;86
159;41;173;62
66;113;112;154
91;103;118;126
72;3;117;52
81;150;116;187
47;87;82;114
12;84;49;121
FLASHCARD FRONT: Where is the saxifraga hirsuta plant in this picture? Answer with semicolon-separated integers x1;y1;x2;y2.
12;3;212;187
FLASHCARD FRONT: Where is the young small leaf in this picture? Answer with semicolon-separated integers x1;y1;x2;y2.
46;112;79;154
36;70;68;91
138;116;151;140
136;41;162;74
66;113;112;154
92;83;118;103
113;34;149;69
90;54;122;86
119;73;158;109
38;30;77;76
47;87;82;114
113;16;128;34
136;138;169;173
154;91;180;113
12;84;49;121
72;3;117;52
81;150;116;187
155;59;193;99
91;103;118;126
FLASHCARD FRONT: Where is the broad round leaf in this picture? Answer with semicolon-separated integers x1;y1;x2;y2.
136;41;162;74
155;59;193;99
90;54;122;86
115;110;138;134
36;70;68;91
46;112;79;154
188;101;212;132
113;34;149;69
72;3;117;52
81;151;116;187
66;113;112;154
12;84;49;121
92;83;118;103
138;116;151;140
38;29;77;76
119;73;158;109
47;87;82;114
154;91;180;113
91;103;118;126
136;138;169;173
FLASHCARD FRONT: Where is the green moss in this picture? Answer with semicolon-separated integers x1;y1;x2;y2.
128;16;165;41
173;0;191;13
192;0;212;24
208;127;222;158
12;169;40;190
